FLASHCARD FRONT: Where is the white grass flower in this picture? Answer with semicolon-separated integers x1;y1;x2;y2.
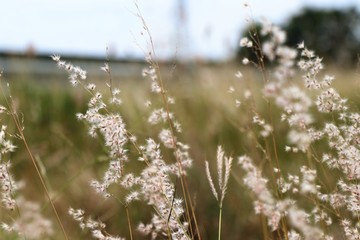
240;37;253;48
112;88;121;96
86;83;96;91
260;124;273;137
228;86;235;93
144;100;152;107
205;160;219;202
125;191;140;204
341;218;360;239
297;41;305;49
288;207;325;240
205;146;233;207
4;197;54;239
173;121;182;133
159;128;175;148
100;63;110;73
244;89;252;99
301;48;315;58
69;208;124;239
148;108;165;125
129;135;137;143
235;71;243;78
138;137;189;238
0;162;17;210
52;55;87;83
51;54;60;62
151;82;162;93
0;105;7;114
262;42;275;60
239;37;248;47
111;97;122;105
300;166;318;194
288;230;302;240
167;97;176;104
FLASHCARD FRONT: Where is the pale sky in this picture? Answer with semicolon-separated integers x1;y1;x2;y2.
0;0;359;60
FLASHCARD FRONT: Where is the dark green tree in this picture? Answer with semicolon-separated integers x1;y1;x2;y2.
285;7;360;66
236;7;360;66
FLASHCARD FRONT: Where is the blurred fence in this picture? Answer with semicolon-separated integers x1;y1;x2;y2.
0;52;147;79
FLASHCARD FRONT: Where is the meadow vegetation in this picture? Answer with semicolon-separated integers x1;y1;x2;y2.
2;5;360;240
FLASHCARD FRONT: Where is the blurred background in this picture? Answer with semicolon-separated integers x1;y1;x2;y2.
1;0;360;239
1;0;360;61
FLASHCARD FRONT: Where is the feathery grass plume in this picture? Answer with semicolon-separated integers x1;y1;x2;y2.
135;138;191;239
52;54;86;86
237;14;360;238
69;208;125;240
2;197;54;240
205;146;232;240
0;124;17;211
205;146;233;208
53;8;193;237
238;155;285;232
0;105;54;239
287;207;325;240
133;2;198;238
238;155;331;239
53;55;128;198
244;18;313;152
53;56;134;238
297;43;360;231
0;161;17;211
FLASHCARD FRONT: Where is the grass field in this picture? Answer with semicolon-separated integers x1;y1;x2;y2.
0;63;260;239
0;60;360;240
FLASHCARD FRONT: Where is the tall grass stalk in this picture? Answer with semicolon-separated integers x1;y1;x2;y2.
134;3;201;238
0;81;68;240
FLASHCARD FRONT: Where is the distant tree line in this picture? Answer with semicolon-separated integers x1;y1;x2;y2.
237;7;360;66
